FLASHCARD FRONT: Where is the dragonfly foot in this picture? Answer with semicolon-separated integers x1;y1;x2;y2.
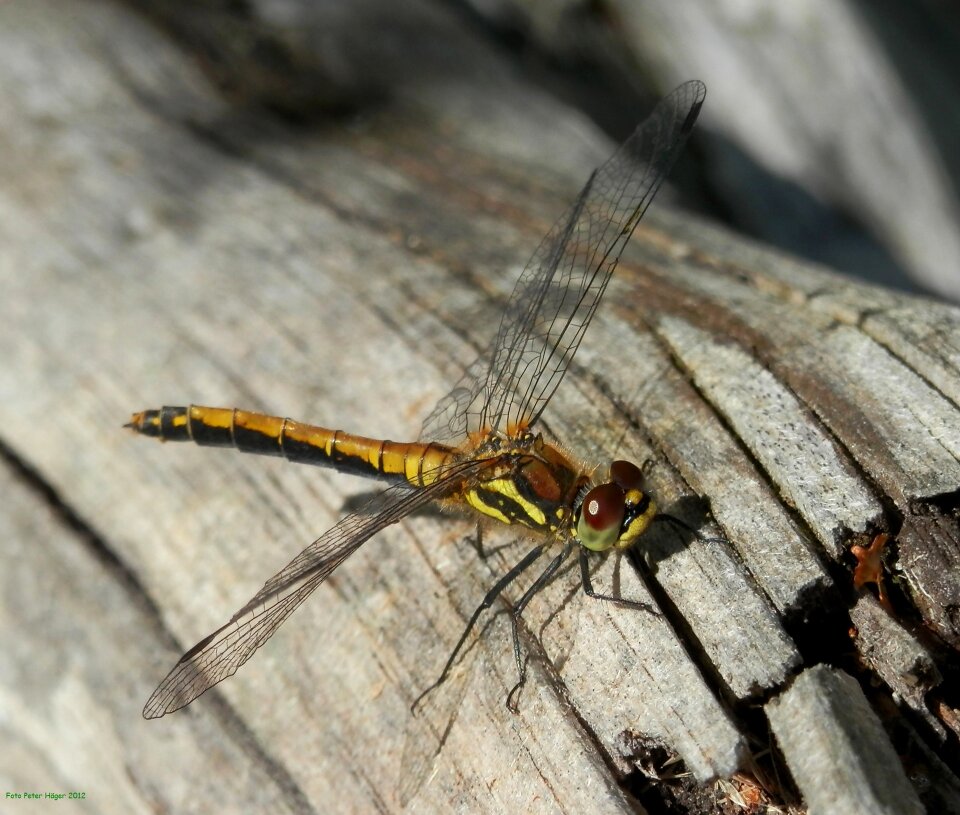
506;674;526;714
410;681;439;716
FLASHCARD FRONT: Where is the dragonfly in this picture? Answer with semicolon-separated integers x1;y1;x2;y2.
129;80;706;719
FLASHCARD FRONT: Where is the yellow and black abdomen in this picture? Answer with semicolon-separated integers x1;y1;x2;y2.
126;405;454;488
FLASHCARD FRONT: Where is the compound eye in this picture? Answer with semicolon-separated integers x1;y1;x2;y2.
577;483;626;552
610;460;644;492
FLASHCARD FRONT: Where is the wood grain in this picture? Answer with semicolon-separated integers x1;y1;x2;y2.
1;1;958;813
767;665;925;815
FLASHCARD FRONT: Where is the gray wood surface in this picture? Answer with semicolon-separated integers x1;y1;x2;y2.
2;1;958;813
767;665;925;815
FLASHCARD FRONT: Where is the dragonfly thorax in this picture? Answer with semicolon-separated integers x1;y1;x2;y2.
462;434;583;534
574;460;657;552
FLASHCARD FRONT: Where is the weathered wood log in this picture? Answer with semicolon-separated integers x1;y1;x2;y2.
766;665;925;815
1;1;957;813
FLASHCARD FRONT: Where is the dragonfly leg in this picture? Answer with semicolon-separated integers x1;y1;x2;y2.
640;457;656;480
468;523;519;561
652;512;727;547
578;546;658;614
411;543;545;714
469;522;487;560
505;541;575;712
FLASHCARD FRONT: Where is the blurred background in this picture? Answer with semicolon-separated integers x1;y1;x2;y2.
131;0;960;301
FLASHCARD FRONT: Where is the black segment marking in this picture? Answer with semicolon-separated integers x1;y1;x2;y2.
138;409;163;438
280;434;324;464
233;424;283;456
187;411;233;446
159;406;190;441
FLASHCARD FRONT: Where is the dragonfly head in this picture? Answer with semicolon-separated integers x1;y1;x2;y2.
575;460;657;551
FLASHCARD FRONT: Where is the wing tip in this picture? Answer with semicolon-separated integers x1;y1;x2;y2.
142;691;174;720
678;79;707;135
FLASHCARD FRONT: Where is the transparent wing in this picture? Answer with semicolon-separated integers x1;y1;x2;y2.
420;81;705;444
144;458;488;718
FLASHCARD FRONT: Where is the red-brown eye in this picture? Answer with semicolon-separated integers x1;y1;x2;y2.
577;483;626;551
610;460;644;492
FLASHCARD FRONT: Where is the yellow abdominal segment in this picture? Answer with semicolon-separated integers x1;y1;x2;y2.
126;405;455;488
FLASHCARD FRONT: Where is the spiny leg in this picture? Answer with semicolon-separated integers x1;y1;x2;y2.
652;511;697;537
468;522;520;561
412;543;545;714
640;457;656;480
578;547;658;614
652;512;728;547
466;521;486;560
505;541;575;712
